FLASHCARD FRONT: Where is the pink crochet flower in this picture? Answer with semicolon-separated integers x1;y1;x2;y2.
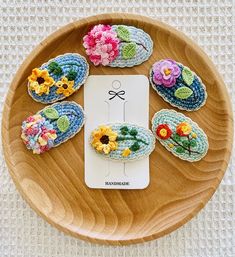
152;59;181;88
83;24;119;66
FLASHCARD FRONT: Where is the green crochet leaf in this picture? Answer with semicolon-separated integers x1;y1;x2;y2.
48;61;63;76
43;107;59;120
121;126;128;131
182;67;194;86
120;126;129;135
66;69;77;81
57;115;70;132
129;129;138;136
122;42;137;59
172;133;181;142
174;86;193;99
190;139;197;147
175;146;185;153
130;142;140;152
117;25;130;41
182;140;190;147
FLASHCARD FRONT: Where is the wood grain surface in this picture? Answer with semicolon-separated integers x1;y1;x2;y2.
2;13;233;245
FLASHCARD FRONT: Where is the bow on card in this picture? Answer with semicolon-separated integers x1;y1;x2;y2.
108;90;125;100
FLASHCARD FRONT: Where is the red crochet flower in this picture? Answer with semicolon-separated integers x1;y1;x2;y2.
156;124;172;139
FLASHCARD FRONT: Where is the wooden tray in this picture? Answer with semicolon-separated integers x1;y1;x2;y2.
2;13;233;245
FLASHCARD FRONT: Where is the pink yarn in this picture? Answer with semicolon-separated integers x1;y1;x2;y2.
83;24;119;66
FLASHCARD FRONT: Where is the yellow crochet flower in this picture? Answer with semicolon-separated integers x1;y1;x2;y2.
56;76;75;97
28;68;55;96
168;143;174;148
91;125;118;154
122;148;131;157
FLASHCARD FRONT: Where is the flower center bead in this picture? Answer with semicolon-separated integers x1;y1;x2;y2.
159;128;167;137
62;84;68;89
182;126;188;133
37;77;45;84
164;68;171;76
100;135;109;144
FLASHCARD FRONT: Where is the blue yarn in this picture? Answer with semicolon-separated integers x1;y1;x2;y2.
39;101;85;147
90;123;155;162
108;25;153;68
29;53;89;104
152;109;208;162
151;64;207;111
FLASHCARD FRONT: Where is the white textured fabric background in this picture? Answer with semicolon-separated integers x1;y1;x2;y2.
0;0;234;256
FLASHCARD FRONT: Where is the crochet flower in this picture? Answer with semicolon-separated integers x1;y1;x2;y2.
28;68;55;95
152;59;181;88
156;124;172;139
176;122;192;136
83;24;120;66
122;148;131;157
21;114;57;154
91;125;118;154
56;76;75;97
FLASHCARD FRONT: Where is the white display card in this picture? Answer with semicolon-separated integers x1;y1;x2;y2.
84;75;150;189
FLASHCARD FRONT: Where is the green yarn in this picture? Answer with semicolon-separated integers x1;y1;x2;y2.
182;67;194;86
43;107;59;120
57;115;70;132
117;25;130;41
122;42;137;59
130;142;140;151
174;86;193;99
129;128;138;136
48;61;63;76
66;69;77;81
91;123;156;162
151;109;209;162
120;126;129;135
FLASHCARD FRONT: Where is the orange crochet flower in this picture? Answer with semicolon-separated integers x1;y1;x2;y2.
176;122;192;136
156;124;172;139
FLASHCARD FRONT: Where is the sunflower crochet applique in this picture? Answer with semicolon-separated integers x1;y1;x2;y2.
28;68;55;96
56;76;75;97
27;53;89;104
90;123;155;162
91;125;118;154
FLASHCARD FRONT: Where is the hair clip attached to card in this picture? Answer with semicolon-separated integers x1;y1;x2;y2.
150;59;207;111
90;123;155;162
151;109;208;162
83;24;153;67
21;101;85;154
27;53;89;104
